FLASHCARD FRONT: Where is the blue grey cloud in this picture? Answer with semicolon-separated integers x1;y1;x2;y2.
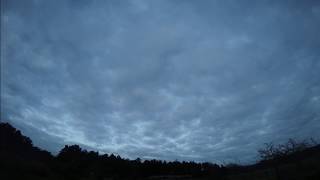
1;0;320;163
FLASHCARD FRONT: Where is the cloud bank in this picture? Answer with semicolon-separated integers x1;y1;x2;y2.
1;0;320;163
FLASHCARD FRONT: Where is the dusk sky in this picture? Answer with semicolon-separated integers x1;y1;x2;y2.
1;0;320;164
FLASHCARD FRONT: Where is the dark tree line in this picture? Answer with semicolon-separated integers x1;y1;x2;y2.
55;144;225;179
1;122;320;180
0;122;225;180
258;138;318;161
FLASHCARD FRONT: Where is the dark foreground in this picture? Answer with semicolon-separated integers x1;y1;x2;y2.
1;122;319;180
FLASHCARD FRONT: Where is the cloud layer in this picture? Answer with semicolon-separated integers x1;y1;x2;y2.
2;0;320;163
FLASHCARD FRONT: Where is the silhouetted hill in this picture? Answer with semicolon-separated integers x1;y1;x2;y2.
1;122;319;180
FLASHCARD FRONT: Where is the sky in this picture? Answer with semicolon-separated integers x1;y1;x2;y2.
1;0;320;164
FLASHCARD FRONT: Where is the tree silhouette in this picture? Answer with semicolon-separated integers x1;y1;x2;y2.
1;122;320;180
258;138;318;161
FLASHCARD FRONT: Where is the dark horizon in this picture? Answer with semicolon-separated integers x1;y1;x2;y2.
1;0;320;164
1;121;319;163
1;121;320;180
2;120;319;166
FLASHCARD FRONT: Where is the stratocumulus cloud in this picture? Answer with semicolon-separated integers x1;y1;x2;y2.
1;0;320;163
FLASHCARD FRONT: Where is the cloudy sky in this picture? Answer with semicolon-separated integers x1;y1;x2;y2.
1;0;320;163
